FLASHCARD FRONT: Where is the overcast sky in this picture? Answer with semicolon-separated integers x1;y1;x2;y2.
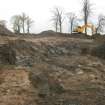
0;0;105;33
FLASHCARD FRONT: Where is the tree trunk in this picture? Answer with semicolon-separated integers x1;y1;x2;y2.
56;23;58;32
85;17;87;35
18;25;20;33
23;20;25;33
71;22;73;34
60;23;62;33
85;27;87;35
27;26;29;33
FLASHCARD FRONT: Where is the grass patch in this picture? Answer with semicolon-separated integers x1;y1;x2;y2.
0;64;16;70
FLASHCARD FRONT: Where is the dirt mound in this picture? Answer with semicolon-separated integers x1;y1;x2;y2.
0;35;96;66
0;25;13;35
3;37;94;66
40;30;56;35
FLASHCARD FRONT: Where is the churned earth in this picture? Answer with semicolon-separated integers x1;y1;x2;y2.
0;32;105;105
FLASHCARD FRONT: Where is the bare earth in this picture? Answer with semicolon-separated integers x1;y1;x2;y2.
0;34;105;105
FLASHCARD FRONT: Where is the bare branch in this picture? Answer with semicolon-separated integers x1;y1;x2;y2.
26;16;34;33
82;0;92;35
51;7;64;33
11;15;21;33
20;12;28;33
67;12;76;34
96;14;105;34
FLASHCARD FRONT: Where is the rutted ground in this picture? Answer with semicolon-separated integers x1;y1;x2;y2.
0;34;105;105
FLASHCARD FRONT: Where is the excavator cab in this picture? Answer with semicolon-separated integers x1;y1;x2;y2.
73;24;96;34
73;26;83;33
78;26;82;28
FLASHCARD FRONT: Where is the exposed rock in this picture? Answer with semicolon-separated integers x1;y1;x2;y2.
29;72;64;97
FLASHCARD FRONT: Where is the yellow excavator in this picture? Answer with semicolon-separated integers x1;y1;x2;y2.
73;24;96;34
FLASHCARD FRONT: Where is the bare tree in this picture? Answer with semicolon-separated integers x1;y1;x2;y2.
82;0;92;35
20;13;27;33
54;17;58;32
58;8;64;33
51;12;59;32
51;7;64;33
96;14;105;34
26;16;34;33
11;13;34;34
67;12;76;34
11;15;21;33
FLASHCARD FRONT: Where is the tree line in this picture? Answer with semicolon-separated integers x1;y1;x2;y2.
11;13;34;34
51;0;105;35
0;0;105;35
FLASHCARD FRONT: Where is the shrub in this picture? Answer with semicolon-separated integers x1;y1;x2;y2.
0;44;16;65
91;43;105;59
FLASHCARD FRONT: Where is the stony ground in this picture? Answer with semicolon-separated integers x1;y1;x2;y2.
0;34;105;105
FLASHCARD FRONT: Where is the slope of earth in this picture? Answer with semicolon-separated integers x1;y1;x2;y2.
0;68;38;105
31;55;105;105
0;34;105;105
0;25;13;36
6;36;96;66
